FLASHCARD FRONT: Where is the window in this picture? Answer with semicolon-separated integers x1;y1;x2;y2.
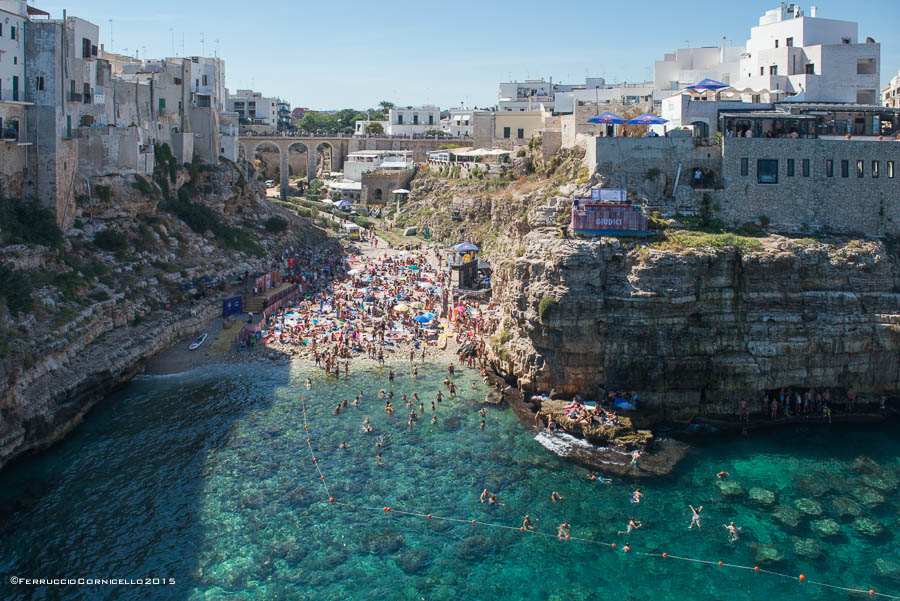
37;76;44;91
10;26;15;40
503;127;511;139
841;37;851;45
517;128;524;139
92;45;98;57
770;65;778;75
174;77;182;85
806;63;815;75
428;115;433;125
786;37;793;47
12;76;18;102
159;98;166;111
872;161;879;178
889;161;895;179
826;159;833;177
841;160;849;178
413;114;419;125
775;40;779;48
787;158;795;177
802;159;810;177
760;67;764;76
201;74;208;86
740;158;749;176
82;38;91;59
397;114;403;124
757;159;778;184
0;24;3;36
857;160;864;178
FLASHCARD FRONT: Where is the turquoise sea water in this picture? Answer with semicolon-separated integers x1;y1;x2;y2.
0;362;898;601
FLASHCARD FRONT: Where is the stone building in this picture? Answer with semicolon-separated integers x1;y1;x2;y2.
883;70;900;109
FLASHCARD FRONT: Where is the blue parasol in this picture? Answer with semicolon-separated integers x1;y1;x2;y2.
452;242;479;252
587;112;626;124
413;314;432;323
686;78;729;91
626;113;668;125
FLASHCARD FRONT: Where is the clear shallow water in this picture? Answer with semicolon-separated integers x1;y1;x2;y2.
0;362;898;601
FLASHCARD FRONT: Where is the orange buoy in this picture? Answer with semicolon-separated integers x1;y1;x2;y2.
611;543;616;548
870;591;875;596
312;458;317;462
302;409;306;413
718;561;723;566
471;519;477;524
520;527;525;531
799;575;805;581
329;497;334;503
662;553;667;558
319;475;324;480
565;535;570;540
427;514;432;518
383;507;390;511
754;566;759;572
306;439;311;443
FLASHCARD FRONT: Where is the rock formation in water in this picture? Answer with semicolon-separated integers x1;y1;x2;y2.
489;232;900;420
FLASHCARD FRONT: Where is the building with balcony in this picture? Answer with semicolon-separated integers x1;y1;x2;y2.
386;106;441;136
734;3;880;104
226;89;284;127
654;40;745;92
883;71;900;109
498;79;554;112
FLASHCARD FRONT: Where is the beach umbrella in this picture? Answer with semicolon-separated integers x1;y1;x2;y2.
686;78;729;91
364;294;376;302
413;314;431;324
452;242;479;252
394;304;409;313
410;301;425;309
407;265;421;271
423;312;437;319
454;305;467;312
587;112;626;124
626;113;668;125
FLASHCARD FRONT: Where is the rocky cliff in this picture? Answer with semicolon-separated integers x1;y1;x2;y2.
489;233;900;420
0;155;327;469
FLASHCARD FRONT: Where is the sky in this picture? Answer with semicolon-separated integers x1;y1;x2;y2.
30;0;900;110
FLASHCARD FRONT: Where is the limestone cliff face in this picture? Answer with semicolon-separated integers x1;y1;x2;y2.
490;233;900;420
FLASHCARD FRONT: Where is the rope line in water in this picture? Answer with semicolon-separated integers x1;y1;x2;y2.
296;397;896;599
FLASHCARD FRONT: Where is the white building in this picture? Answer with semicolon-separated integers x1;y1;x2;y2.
387;106;440;135
227;89;282;126
188;56;226;111
446;108;476;137
0;0;27;105
883;71;900;108
654;41;745;91
734;3;880;104
343;150;414;181
553;83;662;113
498;79;554;112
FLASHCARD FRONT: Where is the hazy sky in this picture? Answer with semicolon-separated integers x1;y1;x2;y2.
31;0;900;110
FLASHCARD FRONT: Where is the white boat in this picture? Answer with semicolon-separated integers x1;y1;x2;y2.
189;333;208;350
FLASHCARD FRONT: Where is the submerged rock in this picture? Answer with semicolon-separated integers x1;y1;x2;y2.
794;498;824;516
792;537;823;559
715;480;744;497
811;519;841;537
852;456;884;474
830;496;864;520
456;535;497;561
852;487;885;507
394;548;430;575
749;487;776;505
852;517;885;537
862;471;899;493
750;543;783;564
796;475;833;497
875;559;900;581
772;505;802;529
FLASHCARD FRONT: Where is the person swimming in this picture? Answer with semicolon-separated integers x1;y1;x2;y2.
557;521;571;540
723;521;741;543
338;441;348;449
480;489;489;503
630;488;643;504
688;504;703;530
305;378;311;390
623;542;631;553
618;518;642;535
522;515;535;531
716;470;730;479
551;491;564;503
431;416;437;424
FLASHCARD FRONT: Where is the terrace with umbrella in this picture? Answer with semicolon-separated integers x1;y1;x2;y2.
587;112;627;137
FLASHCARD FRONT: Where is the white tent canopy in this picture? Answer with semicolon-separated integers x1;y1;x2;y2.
450;148;510;157
392;189;410;194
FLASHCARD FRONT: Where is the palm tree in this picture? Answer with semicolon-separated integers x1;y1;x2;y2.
378;100;395;116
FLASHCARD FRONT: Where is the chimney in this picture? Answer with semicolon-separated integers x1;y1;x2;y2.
810;5;818;17
794;4;801;18
721;36;726;63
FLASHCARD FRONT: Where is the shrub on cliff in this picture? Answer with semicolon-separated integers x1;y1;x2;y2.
132;174;154;196
264;216;289;233
0;197;62;249
538;295;558;322
0;262;34;315
94;229;128;251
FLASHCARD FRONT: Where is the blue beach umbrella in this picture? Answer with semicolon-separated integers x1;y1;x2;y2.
686;78;729;91
587;112;627;124
452;242;479;252
626;113;668;125
413;314;432;324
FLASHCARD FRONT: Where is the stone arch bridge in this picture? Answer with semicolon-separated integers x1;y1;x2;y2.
239;136;474;199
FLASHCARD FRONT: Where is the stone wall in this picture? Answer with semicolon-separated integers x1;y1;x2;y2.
0;143;25;199
720;138;900;235
361;168;416;205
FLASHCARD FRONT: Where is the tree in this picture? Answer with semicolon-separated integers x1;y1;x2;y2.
378;100;395;116
424;129;446;137
365;122;385;134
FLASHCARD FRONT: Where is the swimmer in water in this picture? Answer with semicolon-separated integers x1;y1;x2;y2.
376;454;382;466
379;390;386;399
623;542;631;553
688;505;703;530
618;518;642;535
436;391;443;403
352;397;359;407
431;416;437;424
723;521;741;543
431;401;436;412
551;491;564;503
375;435;385;448
522;515;535;531
338;442;348;449
413;392;420;403
630;488;643;504
480;419;486;430
717;470;730;479
385;401;393;415
480;489;489;503
557;521;571;540
471;381;477;389
631;450;641;466
479;408;486;418
305;378;311;389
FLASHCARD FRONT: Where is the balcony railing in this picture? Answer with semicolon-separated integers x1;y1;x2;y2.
69;92;83;103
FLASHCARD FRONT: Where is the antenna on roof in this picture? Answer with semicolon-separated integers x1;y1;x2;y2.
108;19;113;52
200;33;205;56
